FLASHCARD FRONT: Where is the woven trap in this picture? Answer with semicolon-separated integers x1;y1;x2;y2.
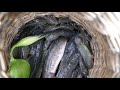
0;12;120;78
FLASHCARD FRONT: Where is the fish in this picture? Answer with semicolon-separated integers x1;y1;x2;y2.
11;22;44;47
44;24;74;32
16;46;30;60
27;39;45;78
43;15;58;25
15;38;45;78
58;17;72;24
71;57;88;78
69;21;92;48
71;65;79;78
77;74;82;78
78;56;89;78
43;29;76;54
56;53;80;78
78;30;92;53
74;36;93;69
43;16;74;32
56;37;79;78
42;37;67;78
10;15;93;78
21;16;53;31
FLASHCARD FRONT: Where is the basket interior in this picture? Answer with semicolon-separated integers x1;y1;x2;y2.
0;12;116;78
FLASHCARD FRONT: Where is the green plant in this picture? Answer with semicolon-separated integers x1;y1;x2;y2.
9;35;48;78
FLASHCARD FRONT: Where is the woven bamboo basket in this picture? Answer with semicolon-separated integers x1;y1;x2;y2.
0;12;120;78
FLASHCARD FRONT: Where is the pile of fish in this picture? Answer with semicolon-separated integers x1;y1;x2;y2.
11;15;93;78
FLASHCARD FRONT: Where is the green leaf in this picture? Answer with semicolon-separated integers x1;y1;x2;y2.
9;59;30;78
10;46;16;60
14;35;46;47
9;34;49;78
10;34;48;61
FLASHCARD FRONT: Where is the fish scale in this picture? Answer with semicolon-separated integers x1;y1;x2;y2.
42;37;67;78
56;38;80;78
10;15;93;78
71;65;80;78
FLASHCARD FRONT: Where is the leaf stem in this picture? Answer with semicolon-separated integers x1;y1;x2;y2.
10;34;49;62
10;45;16;61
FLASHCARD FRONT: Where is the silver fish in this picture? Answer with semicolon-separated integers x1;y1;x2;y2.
56;38;80;78
79;30;92;53
74;36;93;69
77;74;82;78
42;37;67;78
58;17;71;24
44;29;75;52
78;56;89;78
16;39;45;78
56;53;80;78
43;16;74;32
28;39;45;78
11;24;43;47
44;15;58;25
71;56;88;78
71;65;79;78
44;24;74;32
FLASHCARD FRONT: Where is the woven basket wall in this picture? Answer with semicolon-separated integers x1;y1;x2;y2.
0;12;120;78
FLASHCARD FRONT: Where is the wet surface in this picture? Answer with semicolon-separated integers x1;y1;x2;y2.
10;15;93;78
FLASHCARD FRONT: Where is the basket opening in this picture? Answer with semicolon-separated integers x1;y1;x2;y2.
7;14;94;78
0;12;115;78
